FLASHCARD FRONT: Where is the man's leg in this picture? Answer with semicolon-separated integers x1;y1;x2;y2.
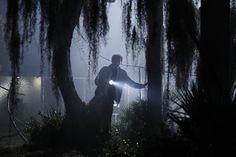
88;95;104;134
102;98;114;135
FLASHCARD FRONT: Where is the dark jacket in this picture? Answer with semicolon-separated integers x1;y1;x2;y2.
95;65;144;103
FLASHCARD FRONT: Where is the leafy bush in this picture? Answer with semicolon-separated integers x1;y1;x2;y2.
24;110;64;147
117;100;147;143
100;127;140;157
100;100;184;157
117;100;173;141
99;100;146;156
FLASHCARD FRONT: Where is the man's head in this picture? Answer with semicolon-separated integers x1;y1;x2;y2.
111;54;122;68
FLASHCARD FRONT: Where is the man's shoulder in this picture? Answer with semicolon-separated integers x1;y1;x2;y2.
99;66;110;72
118;68;127;75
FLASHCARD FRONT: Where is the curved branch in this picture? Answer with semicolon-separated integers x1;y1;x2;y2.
7;79;28;143
52;0;85;118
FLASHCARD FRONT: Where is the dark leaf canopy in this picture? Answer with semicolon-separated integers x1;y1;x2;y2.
82;0;109;73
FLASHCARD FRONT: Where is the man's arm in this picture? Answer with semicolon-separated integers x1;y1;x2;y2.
124;72;147;89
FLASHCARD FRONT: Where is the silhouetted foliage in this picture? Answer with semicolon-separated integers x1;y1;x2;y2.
166;0;199;89
39;0;61;64
112;100;191;157
3;0;236;156
198;0;231;96
169;85;236;155
100;127;140;157
21;0;37;45
24;110;64;147
5;0;21;113
122;0;147;58
117;100;147;143
4;0;111;132
82;0;109;73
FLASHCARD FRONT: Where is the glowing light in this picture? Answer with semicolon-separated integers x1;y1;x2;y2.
113;100;120;107
33;77;41;89
109;80;115;85
108;80;124;89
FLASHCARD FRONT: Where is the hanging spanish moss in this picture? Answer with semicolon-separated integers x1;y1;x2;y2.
122;0;132;53
20;0;38;45
166;0;199;89
122;0;147;60
5;0;20;74
4;0;21;138
135;0;147;29
39;0;61;65
134;0;147;57
39;0;63;104
82;0;109;73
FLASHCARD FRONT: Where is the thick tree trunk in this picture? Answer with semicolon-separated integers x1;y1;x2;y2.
230;9;236;87
199;0;231;96
145;0;163;137
53;0;85;120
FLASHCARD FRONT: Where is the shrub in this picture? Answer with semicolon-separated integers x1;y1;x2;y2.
100;127;140;157
101;99;181;157
24;110;64;147
117;100;147;143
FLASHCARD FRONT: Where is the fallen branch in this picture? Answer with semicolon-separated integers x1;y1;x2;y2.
7;82;28;143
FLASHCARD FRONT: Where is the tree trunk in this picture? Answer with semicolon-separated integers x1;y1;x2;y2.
199;0;231;96
230;8;236;87
145;0;163;137
53;0;85;120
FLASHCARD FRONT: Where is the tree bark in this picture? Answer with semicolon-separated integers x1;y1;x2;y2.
145;0;163;137
230;9;236;87
199;0;231;96
53;0;85;120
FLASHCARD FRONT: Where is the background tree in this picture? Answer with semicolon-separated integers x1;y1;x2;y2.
230;1;236;84
4;0;109;146
5;0;109;124
121;0;164;139
198;0;231;97
167;0;199;89
4;0;236;152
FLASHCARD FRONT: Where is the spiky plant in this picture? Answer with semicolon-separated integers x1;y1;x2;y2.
169;85;236;155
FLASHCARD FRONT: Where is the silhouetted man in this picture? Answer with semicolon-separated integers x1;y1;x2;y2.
89;54;147;135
